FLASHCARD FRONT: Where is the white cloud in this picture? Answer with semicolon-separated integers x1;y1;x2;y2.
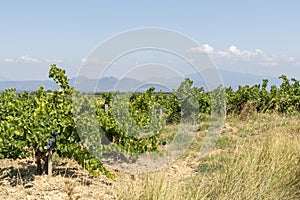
227;45;264;59
80;57;105;65
188;44;264;60
227;45;239;54
81;57;87;63
259;57;279;66
187;44;299;78
189;44;214;54
259;62;279;66
20;55;42;64
189;44;300;66
215;50;231;58
46;59;64;63
284;56;296;63
3;55;65;64
259;55;299;67
3;58;16;63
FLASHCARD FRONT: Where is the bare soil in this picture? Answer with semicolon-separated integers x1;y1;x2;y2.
0;151;200;199
0;123;236;200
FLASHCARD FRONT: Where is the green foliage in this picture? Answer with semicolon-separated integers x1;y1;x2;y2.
226;75;300;114
0;64;299;178
48;64;70;90
96;89;164;153
0;65;110;176
173;78;199;123
154;91;181;124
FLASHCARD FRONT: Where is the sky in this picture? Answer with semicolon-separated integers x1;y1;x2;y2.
0;0;300;82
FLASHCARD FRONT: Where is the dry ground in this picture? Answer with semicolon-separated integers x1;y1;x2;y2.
0;152;200;200
1;113;299;199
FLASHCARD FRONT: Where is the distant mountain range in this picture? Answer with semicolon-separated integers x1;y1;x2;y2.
0;70;282;93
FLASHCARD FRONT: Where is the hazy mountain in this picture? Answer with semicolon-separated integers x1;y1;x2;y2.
0;77;141;93
0;80;58;93
143;76;184;90
140;69;282;91
70;76;125;91
218;70;282;89
186;69;282;90
0;70;284;93
135;83;173;93
115;78;142;91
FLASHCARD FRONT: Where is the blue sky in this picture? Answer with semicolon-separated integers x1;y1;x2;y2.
0;0;300;81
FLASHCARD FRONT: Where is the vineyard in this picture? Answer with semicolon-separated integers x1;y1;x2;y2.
1;65;300;175
0;65;299;199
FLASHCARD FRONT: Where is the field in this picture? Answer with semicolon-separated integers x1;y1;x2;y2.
0;66;299;199
1;112;299;200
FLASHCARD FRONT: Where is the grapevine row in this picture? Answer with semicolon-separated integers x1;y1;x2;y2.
0;65;299;177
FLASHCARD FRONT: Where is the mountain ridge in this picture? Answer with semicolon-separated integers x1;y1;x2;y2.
0;70;283;92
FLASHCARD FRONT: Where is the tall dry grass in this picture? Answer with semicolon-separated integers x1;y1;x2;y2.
206;133;299;199
115;113;300;200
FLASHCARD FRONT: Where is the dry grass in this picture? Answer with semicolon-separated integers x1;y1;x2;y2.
1;113;299;199
205;133;299;199
115;113;300;200
0;157;116;199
